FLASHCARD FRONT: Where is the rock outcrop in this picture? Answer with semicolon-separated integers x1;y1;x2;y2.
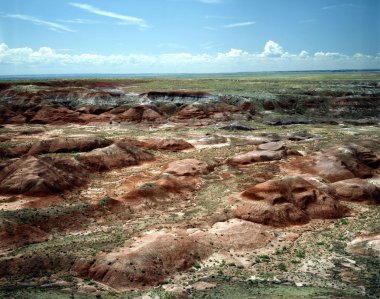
233;176;348;227
283;145;380;182
0;156;88;196
75;230;209;290
77;142;154;171
330;178;380;204
27;137;112;155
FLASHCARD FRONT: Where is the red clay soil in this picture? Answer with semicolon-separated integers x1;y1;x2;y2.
193;218;273;251
75;218;272;290
120;138;194;152
233;176;349;227
0;143;33;159
141;91;210;98
0;155;88;196
77;142;154;171
163;159;212;176
123;159;211;202
0;221;50;251
123;174;199;202
27;137;113;155
226;150;286;166
330;178;380;204
111;106;163;123
30;105;85;125
283;145;380;182
75;229;210;290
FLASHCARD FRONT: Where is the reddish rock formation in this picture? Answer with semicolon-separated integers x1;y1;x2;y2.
113;106;163;123
124;159;211;202
330;178;380;204
77;142;154;171
0;156;88;196
226;150;285;166
141;91;210;98
233;176;348;227
0;143;33;159
283;145;380;182
0;221;50;251
124;174;199;202
121;138;193;151
172;105;209;120
257;141;286;151
163;159;212;176
75;230;210;290
197;135;228;145
27;137;112;155
193;218;272;251
30;105;84;125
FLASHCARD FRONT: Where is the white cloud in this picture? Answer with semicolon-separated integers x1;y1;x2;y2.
60;18;100;24
299;50;309;58
261;40;284;57
69;2;149;28
4;14;74;32
0;41;378;74
322;3;355;10
223;21;255;28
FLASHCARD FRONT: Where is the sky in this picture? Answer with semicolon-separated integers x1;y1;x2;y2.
0;0;379;75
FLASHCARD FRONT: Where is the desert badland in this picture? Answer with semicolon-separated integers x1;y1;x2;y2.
0;72;379;298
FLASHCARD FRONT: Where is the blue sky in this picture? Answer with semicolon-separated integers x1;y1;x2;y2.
0;0;379;74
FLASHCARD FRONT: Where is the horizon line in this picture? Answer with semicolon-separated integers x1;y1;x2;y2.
0;68;379;80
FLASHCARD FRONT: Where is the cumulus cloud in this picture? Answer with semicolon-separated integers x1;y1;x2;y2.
0;41;378;74
223;21;256;28
261;40;284;57
4;14;74;32
69;2;149;28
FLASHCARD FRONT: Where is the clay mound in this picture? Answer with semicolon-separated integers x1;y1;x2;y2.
77;142;154;171
0;143;32;159
197;135;228;145
164;159;211;176
121;138;193;151
124;174;199;202
226;141;296;166
141;91;210;99
330;178;380;204
287;131;314;141
257;141;286;151
30;105;83;125
0;155;88;196
114;106;163;123
283;144;380;182
0;108;17;124
193;218;272;251
233;176;348;227
123;159;209;202
144;138;193;151
172;105;208;120
334;144;380;178
347;234;380;256
27;137;113;155
0;220;50;251
220;124;255;131
75;230;210;290
226;150;285;166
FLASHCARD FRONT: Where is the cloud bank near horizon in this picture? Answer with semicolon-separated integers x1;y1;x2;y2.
0;40;379;75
